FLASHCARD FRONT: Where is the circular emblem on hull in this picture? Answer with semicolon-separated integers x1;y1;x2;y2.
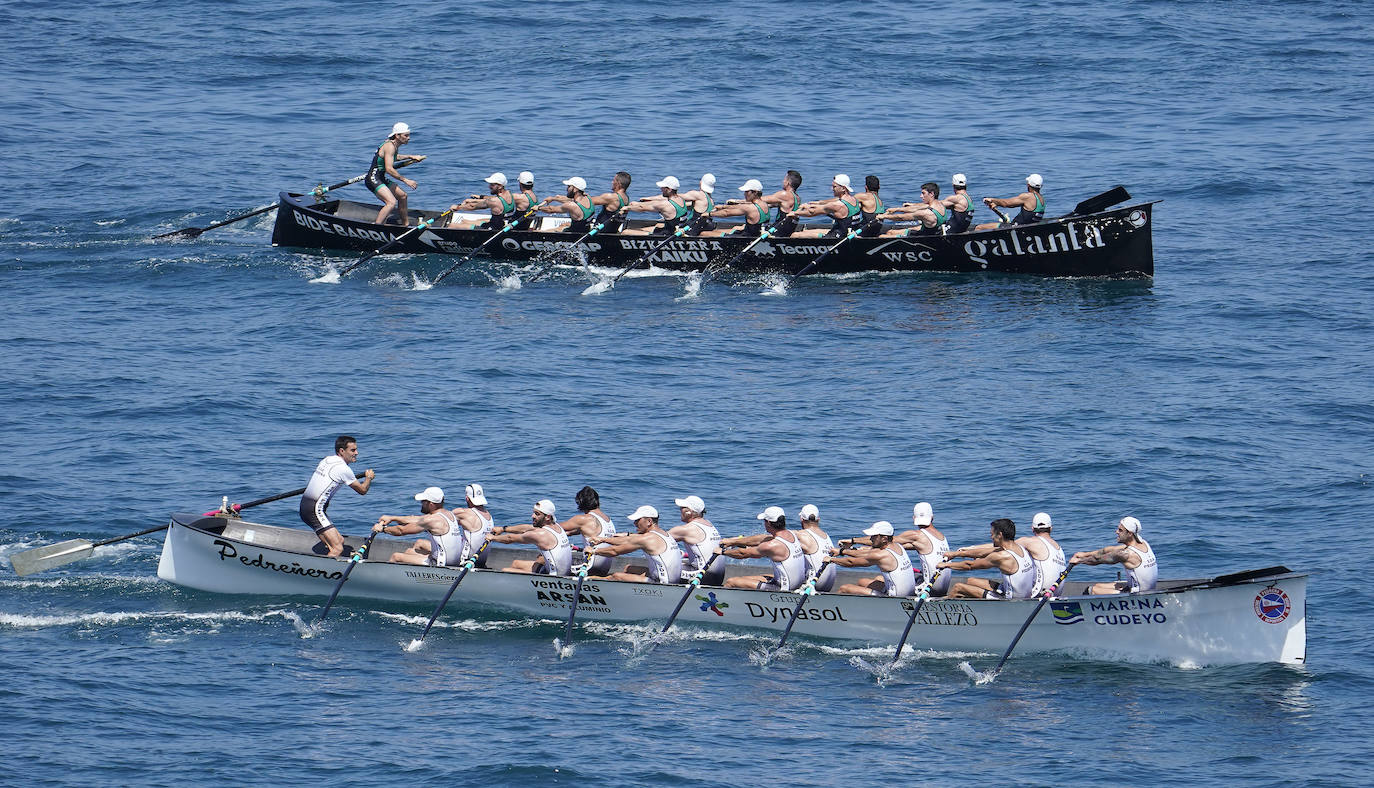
1254;587;1290;624
500;238;521;251
1127;209;1147;228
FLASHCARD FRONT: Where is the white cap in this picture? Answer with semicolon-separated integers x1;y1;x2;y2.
739;179;764;193
627;505;659;522
413;486;444;504
1026;173;1043;188
485;172;507;186
912;502;934;526
675;495;705;514
656;175;680;190
952;173;967;187
756;506;785;523
833;174;853;192
1032;512;1052;530
518;171;534;185
863;520;895;537
799;504;820;521
700;173;716;193
534;499;556;516
1119;516;1141;535
562;176;587;191
464;483;487;506
390;122;411;136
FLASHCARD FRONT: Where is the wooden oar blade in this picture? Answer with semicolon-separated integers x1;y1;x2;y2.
9;539;95;576
1070;186;1131;216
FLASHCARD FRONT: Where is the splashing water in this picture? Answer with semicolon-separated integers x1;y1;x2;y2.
959;661;998;684
581;279;612;296
404;638;425;653
411;273;434;291
309;267;341;284
677;274;702;300
496;274;523;292
851;655;895;686
758;275;788;296
553;637;575;659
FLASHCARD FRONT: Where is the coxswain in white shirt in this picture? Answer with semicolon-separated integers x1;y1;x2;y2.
831;521;918;597
299;435;374;557
939;518;1037;599
588;505;684;584
1069;516;1158;594
489;499;574;576
371;486;463;566
667;494;725;586
556;486;618;576
720;506;809;591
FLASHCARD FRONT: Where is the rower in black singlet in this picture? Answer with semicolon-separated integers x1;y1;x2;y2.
594;192;628;234
826;194;863;238
658;194;690;236
483;192;518;231
1011;191;1045;225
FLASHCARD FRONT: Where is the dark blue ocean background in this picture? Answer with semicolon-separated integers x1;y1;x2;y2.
2;0;1372;784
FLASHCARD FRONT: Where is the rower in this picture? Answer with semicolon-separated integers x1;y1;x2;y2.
896;502;952;596
371;486;463;566
830;521;917;596
366;122;421;226
679;174;717;235
622;175;690;235
554;485;617;576
489;499;574;576
854;175;886;237
880;182;948;237
511;171;539;230
938;518;1037;599
720;506;808;591
761;170;804;237
945;174;974;233
797;504;837;592
452;482;495;567
300;435;374;557
975;173;1045;230
448;172;518;230
539;177;598;234
790;174;863;238
587;171;632;234
667;494;725;586
1069;516;1157;594
1026;512;1067;595
588;505;683;584
700;179;770;237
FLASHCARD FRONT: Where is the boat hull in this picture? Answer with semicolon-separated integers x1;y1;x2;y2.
269;192;1156;278
158;514;1304;665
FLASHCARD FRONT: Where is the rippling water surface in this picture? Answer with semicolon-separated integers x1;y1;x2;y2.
2;1;1372;785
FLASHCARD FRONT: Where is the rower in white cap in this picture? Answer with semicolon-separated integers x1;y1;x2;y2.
678;173;717;234
1069;516;1157;594
448;172;519;230
830;521;917;596
939;518;1037;599
790;173;865;238
797;504;836;591
538;176;598;235
668;494;724;585
365;122;423;226
945;173;975;233
622;175;690;235
371;486;464;567
720;506;808;591
586;505;683;584
940;510;1065;596
489;498;574;576
511;171;540;230
701;178;770;237
450;482;495;566
976;173;1045;229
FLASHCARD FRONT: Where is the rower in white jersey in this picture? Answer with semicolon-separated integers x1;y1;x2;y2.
797;504;837;592
371;486;464;566
862;501;954;596
939;518;1038;599
1026;511;1067;594
1070;516;1158;594
451;482;495;566
489;499;574;576
555;486;618;576
831;521;918;597
299;435;375;557
720;506;809;591
588;505;684;584
667;494;724;586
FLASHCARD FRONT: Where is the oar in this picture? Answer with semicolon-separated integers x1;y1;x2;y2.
963;565;1074;681
763;561;832;658
987;204;1012;224
430;204;543;286
9;484;310;576
201;485;310;516
790;221;875;280
336;207;455;279
554;553;596;656
314;530;380;625
656;552;725;636
525;209;625;283
154;158;422;239
611;222;694;284
406;540;491;650
701;222;779;282
888;568;943;667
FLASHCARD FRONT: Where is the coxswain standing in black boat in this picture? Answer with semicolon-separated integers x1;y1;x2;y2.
789;173;864;238
366;122;423;226
880;182;949;237
299;435;374;557
678;174;717;234
760;170;804;237
449;172;519;230
976;173;1045;230
537;176;598;234
700;178;770;237
622;175;691;235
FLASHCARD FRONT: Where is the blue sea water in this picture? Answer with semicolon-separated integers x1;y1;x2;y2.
2;0;1373;785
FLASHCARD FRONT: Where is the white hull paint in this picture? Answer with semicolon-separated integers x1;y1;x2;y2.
158;514;1307;665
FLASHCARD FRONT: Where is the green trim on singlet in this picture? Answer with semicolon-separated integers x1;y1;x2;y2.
1033;193;1044;213
840;195;860;217
669;195;689;219
873;195;884;214
931;204;948;225
496;193;516;215
573;195;594;220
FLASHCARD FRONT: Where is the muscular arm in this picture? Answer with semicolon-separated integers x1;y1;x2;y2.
720;533;769;548
373;511;441;536
939;548;1016;573
793;198;840;218
1070;545;1130;566
984;192;1034;210
347;469;375;494
721;536;787;561
828;545;887;568
626;197;671;218
591;533;649;557
944;543;994;560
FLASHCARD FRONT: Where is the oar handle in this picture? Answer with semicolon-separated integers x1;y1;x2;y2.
92;524;169;548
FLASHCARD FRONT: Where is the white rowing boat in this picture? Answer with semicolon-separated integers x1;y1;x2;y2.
157;512;1307;666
